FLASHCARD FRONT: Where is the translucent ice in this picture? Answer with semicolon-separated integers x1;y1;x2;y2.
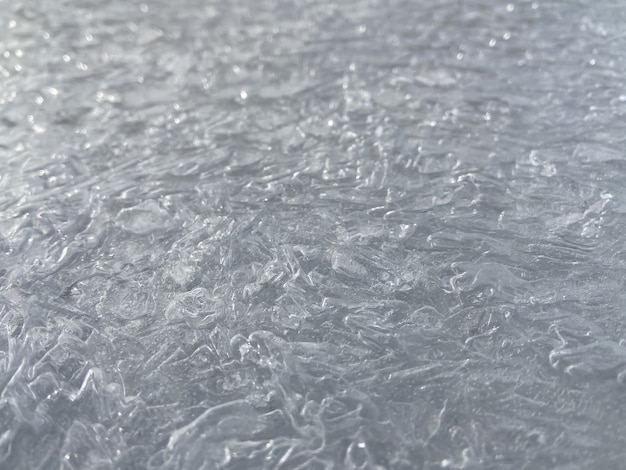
2;0;626;468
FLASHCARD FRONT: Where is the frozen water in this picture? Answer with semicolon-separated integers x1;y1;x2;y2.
1;0;626;468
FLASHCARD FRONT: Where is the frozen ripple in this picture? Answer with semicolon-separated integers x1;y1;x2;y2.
2;0;626;468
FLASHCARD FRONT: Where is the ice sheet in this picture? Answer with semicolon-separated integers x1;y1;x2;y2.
2;0;626;468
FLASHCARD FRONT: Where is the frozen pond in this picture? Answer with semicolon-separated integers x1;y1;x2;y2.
2;0;626;468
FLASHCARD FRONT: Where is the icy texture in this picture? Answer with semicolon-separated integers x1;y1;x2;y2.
1;0;626;468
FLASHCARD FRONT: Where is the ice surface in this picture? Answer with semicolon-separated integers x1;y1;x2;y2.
2;0;626;468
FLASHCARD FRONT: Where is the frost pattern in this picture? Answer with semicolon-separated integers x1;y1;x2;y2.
1;0;626;469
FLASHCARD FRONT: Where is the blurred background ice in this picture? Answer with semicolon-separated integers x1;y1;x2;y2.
1;0;626;468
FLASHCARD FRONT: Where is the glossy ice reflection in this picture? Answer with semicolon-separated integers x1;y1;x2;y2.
1;0;626;468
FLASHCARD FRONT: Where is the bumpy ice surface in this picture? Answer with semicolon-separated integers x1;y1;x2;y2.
1;0;626;468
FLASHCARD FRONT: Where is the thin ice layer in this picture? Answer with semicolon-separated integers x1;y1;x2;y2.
1;0;626;469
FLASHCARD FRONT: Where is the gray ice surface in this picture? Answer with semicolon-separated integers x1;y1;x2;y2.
1;0;626;468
